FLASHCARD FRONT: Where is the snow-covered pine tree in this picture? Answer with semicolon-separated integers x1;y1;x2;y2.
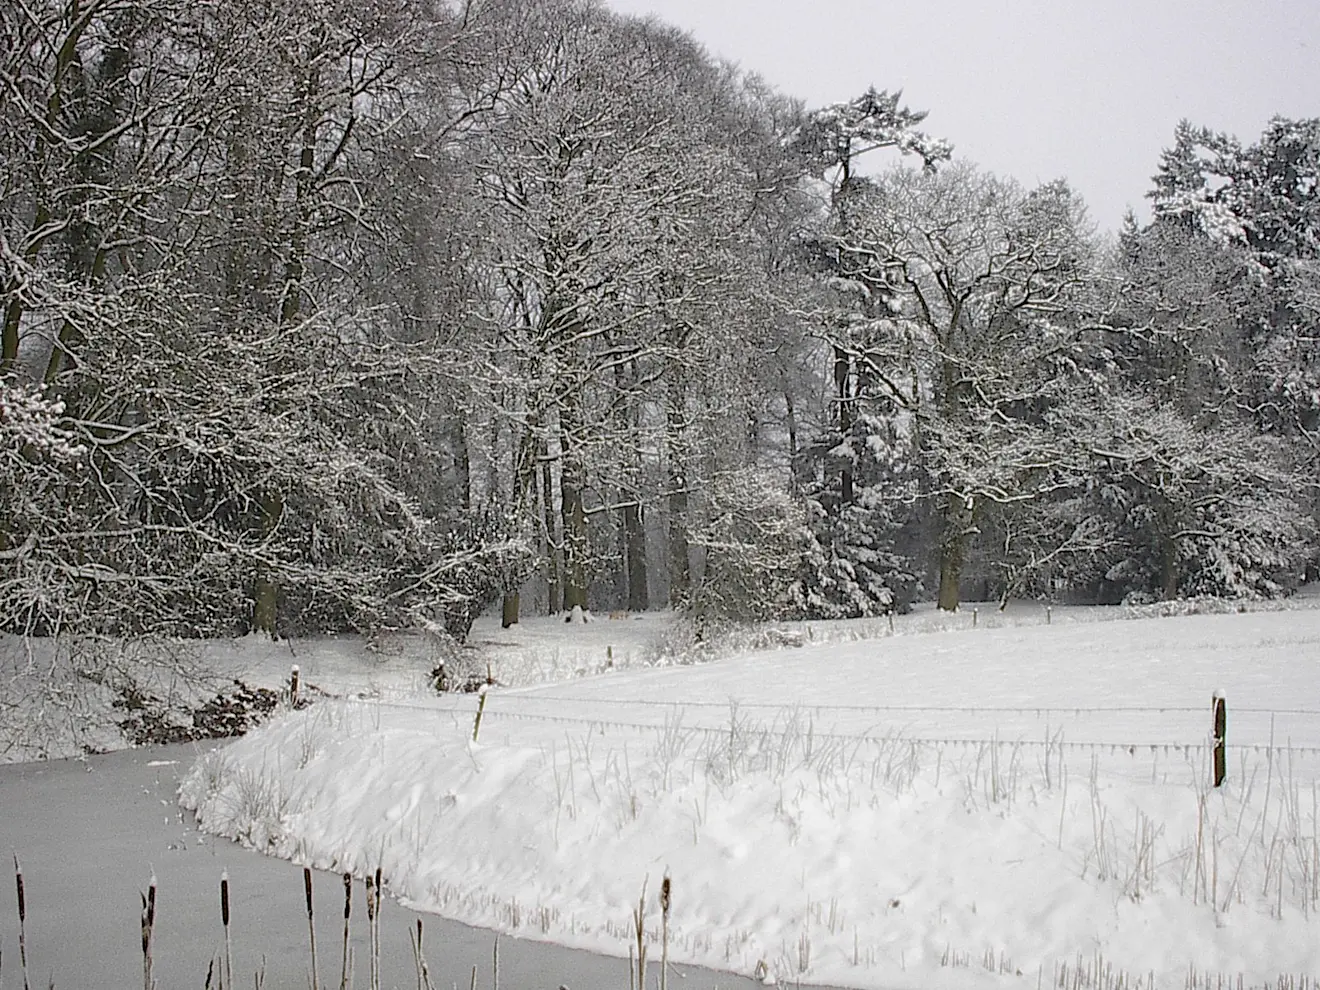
788;404;922;618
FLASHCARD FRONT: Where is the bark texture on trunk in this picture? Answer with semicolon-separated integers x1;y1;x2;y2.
502;592;520;628
834;345;854;506
1160;538;1180;601
665;368;691;605
541;451;560;614
253;493;282;636
936;494;974;612
559;398;589;612
624;501;649;612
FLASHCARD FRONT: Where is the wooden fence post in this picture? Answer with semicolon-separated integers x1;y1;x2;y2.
1211;691;1227;788
290;664;300;708
472;687;489;742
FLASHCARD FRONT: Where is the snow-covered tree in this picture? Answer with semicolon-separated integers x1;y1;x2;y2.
817;163;1103;610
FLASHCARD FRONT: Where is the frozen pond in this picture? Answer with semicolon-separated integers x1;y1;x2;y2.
0;744;820;990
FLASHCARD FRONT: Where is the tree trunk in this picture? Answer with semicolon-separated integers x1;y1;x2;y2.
560;460;588;611
937;494;974;612
502;592;520;628
624;501;649;612
834;345;854;506
456;419;472;513
665;372;691;605
2;293;22;373
541;445;560;614
1160;538;1180;601
559;396;589;612
253;492;282;636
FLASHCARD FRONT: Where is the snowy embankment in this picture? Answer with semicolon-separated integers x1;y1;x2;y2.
181;605;1320;990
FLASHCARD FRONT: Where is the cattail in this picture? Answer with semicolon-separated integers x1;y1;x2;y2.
305;867;319;990
339;873;352;990
14;853;30;990
220;871;233;990
365;872;379;990
372;867;384;990
632;878;647;990
142;872;158;990
660;875;671;990
410;918;432;990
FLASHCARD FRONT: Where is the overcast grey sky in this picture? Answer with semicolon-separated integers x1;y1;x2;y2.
605;0;1320;231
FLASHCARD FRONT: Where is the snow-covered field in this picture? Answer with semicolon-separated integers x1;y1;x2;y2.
180;600;1320;990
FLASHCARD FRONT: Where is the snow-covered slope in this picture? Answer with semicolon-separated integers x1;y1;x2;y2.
182;605;1320;990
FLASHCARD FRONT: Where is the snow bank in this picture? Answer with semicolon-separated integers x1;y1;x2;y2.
182;608;1320;990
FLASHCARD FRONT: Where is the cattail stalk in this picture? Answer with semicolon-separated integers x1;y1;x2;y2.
14;853;30;990
365;868;383;990
492;934;499;990
632;878;647;990
221;870;233;990
141;872;158;990
365;873;376;990
660;874;671;990
339;873;352;990
305;867;319;990
409;918;434;990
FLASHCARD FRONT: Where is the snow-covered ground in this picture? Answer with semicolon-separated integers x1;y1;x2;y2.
181;600;1320;990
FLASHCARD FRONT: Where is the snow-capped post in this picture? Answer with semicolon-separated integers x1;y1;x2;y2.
472;685;489;742
1212;691;1227;788
888;612;894;635
607;645;614;668
1046;606;1052;626
290;664;300;708
972;608;978;629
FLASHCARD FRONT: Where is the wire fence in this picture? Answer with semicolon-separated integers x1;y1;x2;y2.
339;690;1320;757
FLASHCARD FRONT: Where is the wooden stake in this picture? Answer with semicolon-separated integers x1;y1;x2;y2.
472;688;489;742
1212;692;1227;788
